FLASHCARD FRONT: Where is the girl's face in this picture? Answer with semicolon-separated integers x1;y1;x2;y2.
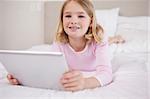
63;1;91;40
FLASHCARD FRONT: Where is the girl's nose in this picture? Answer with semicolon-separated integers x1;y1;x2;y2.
70;17;78;24
71;21;77;24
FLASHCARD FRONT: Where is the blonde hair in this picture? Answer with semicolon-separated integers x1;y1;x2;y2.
55;0;104;43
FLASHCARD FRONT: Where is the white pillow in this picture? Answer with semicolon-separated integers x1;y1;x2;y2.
95;8;120;60
109;44;117;60
116;16;149;53
117;16;148;30
0;62;7;79
28;44;52;51
95;8;120;37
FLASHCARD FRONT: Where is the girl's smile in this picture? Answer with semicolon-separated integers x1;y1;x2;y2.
68;25;80;32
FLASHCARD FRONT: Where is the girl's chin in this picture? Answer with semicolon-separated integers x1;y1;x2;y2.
68;29;79;33
67;30;79;34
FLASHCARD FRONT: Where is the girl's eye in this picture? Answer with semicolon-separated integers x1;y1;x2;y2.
65;15;71;18
78;15;85;18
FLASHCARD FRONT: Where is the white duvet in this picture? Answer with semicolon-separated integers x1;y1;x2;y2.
0;52;148;99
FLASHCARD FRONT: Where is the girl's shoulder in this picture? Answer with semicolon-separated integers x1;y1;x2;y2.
90;39;108;47
51;42;67;52
90;40;109;55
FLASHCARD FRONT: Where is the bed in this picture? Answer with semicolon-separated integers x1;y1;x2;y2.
0;52;148;99
0;0;149;99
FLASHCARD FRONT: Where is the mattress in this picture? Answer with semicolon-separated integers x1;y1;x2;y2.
0;52;148;99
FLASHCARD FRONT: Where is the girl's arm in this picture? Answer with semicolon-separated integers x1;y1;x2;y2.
93;41;113;87
84;77;101;89
60;70;100;91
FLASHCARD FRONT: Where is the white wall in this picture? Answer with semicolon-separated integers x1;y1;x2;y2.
0;2;3;49
0;1;44;50
148;0;150;98
149;0;150;16
44;1;63;44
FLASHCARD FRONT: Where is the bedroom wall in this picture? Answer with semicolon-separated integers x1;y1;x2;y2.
0;3;3;49
148;0;150;16
44;1;63;44
44;0;149;44
93;0;148;16
0;1;44;50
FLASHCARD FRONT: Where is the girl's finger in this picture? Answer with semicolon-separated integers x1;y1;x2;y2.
9;79;15;85
63;81;78;88
63;71;81;79
7;74;13;79
10;79;19;85
61;74;82;84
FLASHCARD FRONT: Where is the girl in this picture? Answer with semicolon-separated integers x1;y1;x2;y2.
7;0;125;91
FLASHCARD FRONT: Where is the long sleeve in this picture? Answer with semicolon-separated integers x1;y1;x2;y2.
93;41;112;86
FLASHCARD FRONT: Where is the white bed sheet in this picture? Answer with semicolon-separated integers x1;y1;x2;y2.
0;53;148;99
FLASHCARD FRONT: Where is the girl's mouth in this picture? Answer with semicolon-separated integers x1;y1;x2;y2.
68;26;80;32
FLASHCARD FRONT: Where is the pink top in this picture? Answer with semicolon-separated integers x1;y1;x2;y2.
50;40;112;86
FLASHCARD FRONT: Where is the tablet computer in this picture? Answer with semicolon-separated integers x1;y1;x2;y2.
0;50;68;90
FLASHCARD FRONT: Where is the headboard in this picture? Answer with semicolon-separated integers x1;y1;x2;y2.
44;0;149;44
93;0;148;16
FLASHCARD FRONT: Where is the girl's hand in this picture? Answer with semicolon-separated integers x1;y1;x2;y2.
7;74;20;85
60;70;85;92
